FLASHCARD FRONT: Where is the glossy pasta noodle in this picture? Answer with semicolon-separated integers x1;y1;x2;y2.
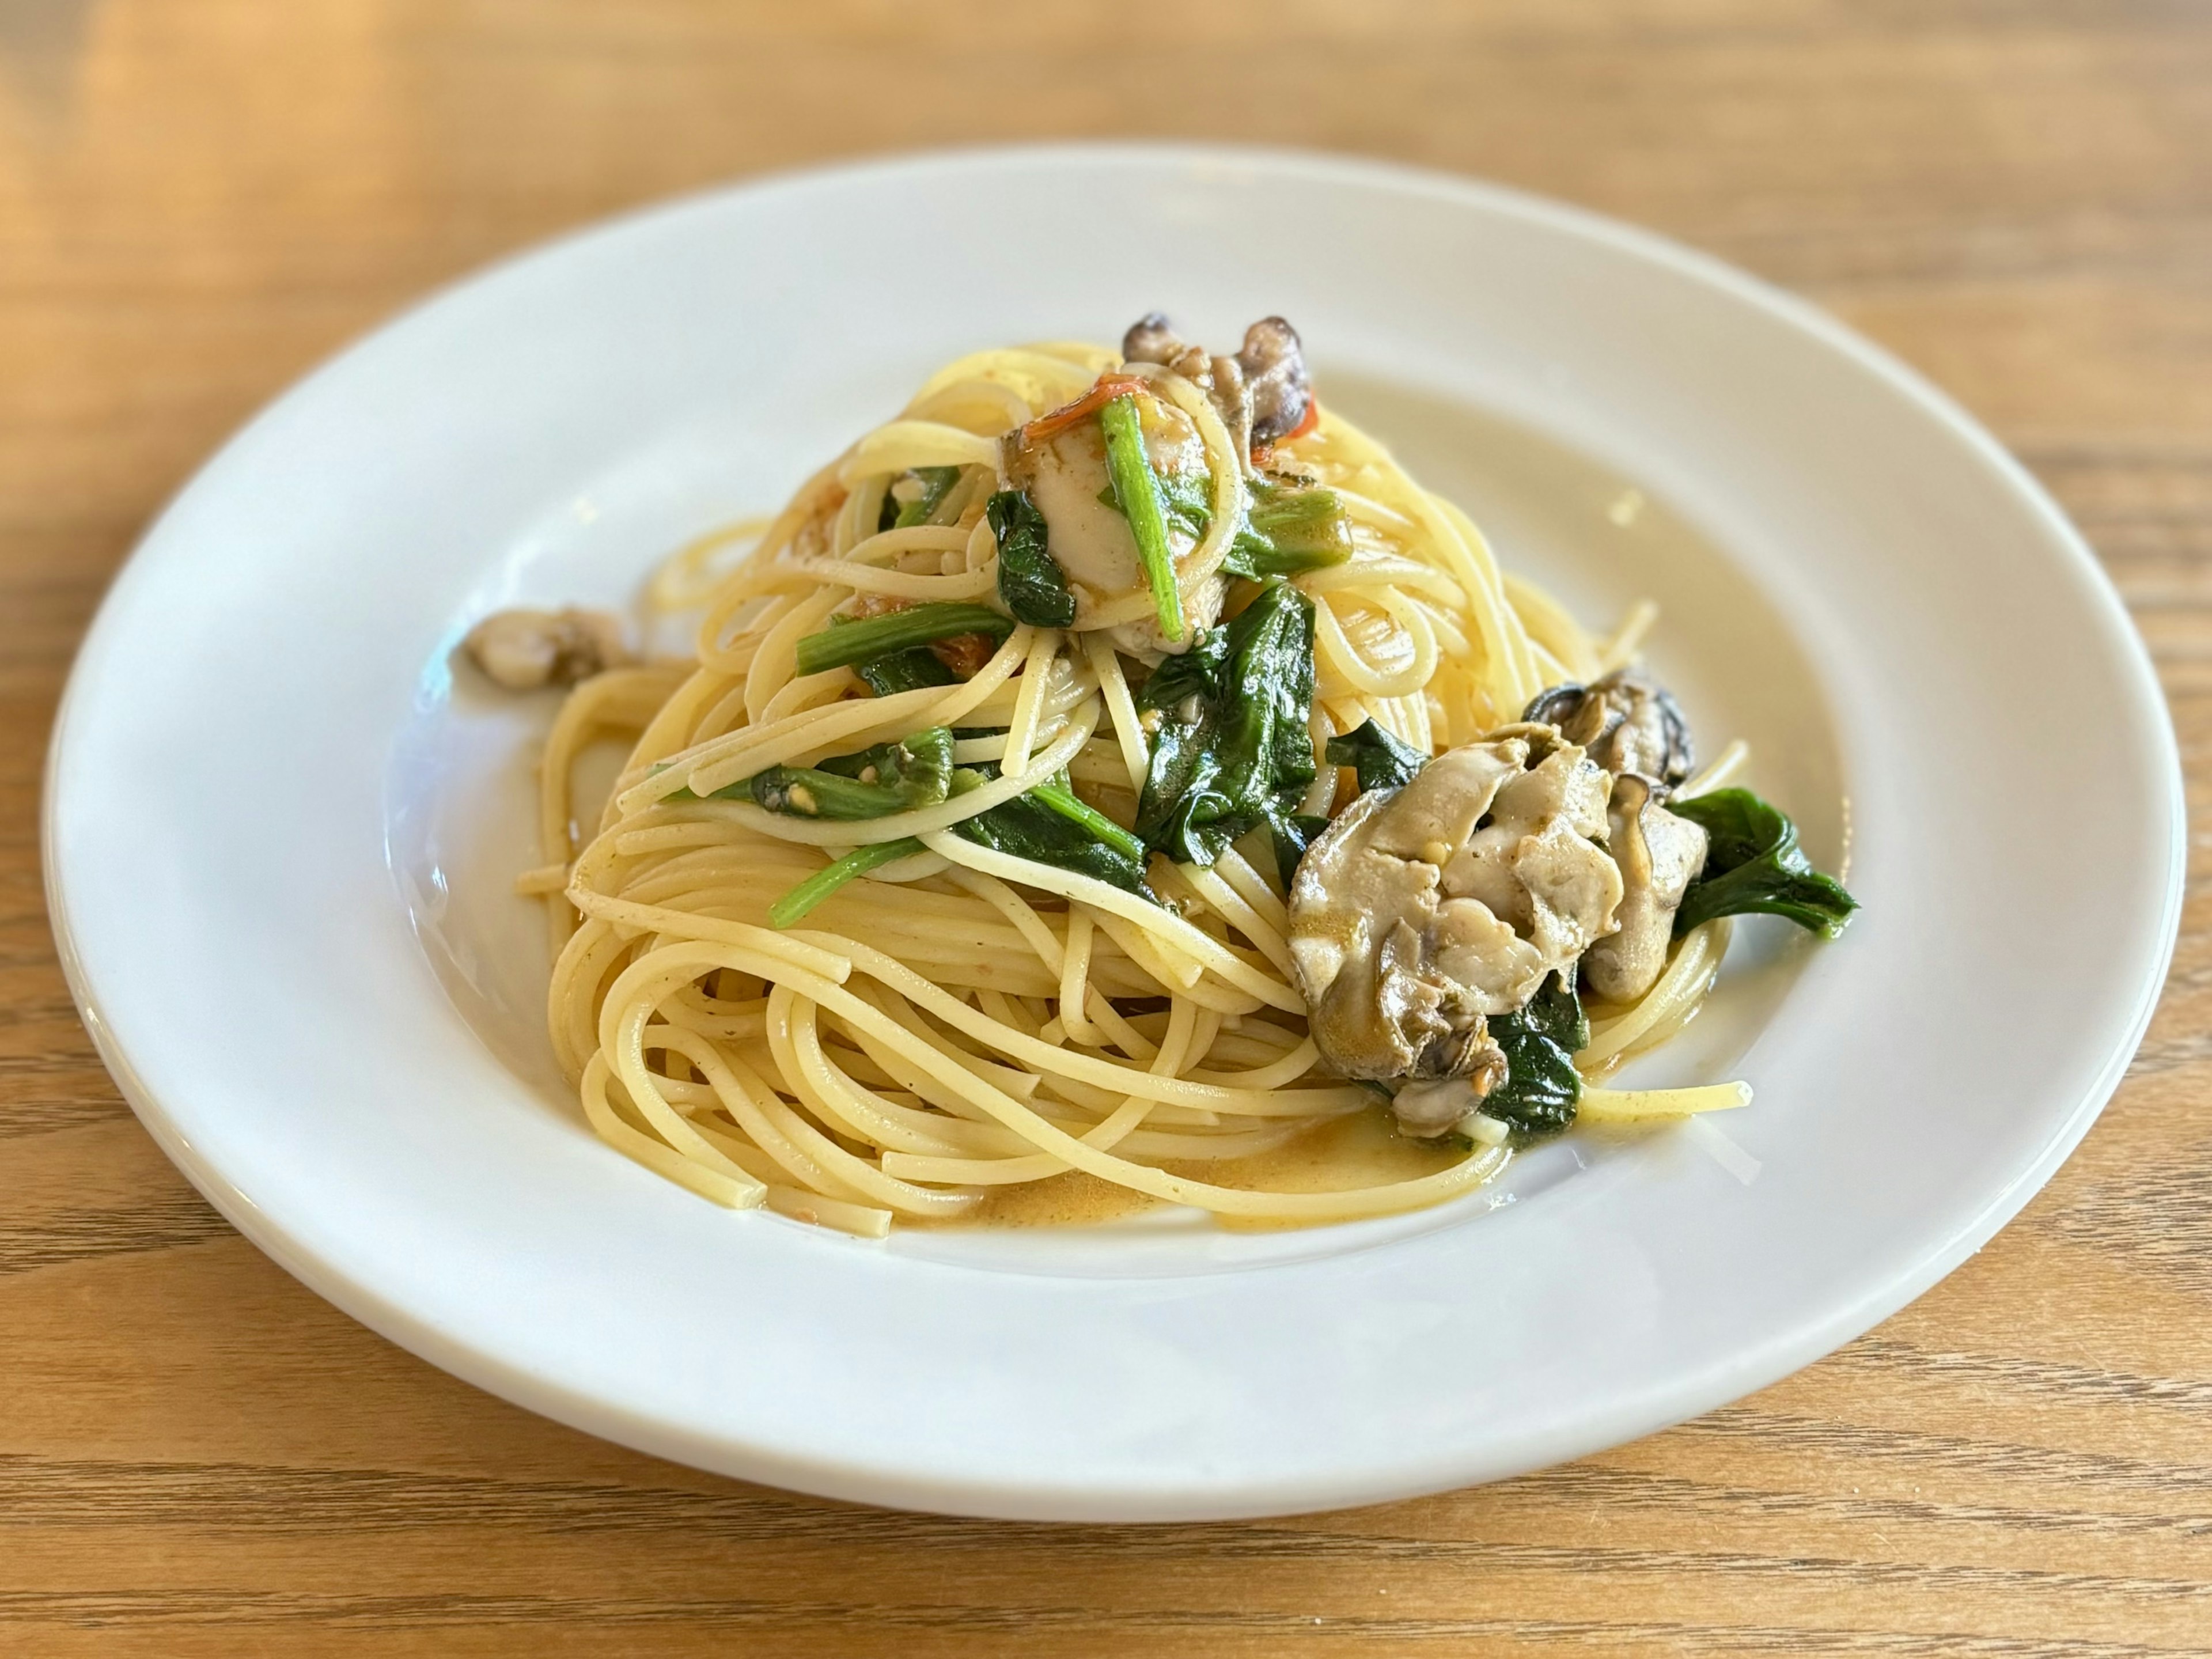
528;336;1770;1238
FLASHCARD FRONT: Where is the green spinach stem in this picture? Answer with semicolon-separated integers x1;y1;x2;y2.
1099;394;1186;643
1029;776;1146;863
769;838;925;929
793;603;1013;677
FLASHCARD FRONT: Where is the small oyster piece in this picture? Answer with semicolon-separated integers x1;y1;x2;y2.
461;608;631;690
1581;772;1709;1003
1524;668;1694;794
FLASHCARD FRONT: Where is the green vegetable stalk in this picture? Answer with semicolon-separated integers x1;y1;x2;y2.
747;727;954;819
1671;788;1859;938
1099;394;1186;643
794;603;1013;677
1135;579;1318;869
819;725;953;793
1027;771;1147;863
1099;469;1212;539
988;490;1077;628
769;838;925;929
1099;471;1351;583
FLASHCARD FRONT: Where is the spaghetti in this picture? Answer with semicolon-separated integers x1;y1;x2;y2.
522;326;1839;1238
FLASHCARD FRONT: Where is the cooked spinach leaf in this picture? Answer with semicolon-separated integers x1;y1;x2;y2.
876;465;963;533
1156;471;1213;539
1219;479;1354;581
1480;968;1588;1140
955;782;1155;900
794;603;1013;677
1134;579;1318;869
853;647;957;697
1099;472;1350;582
1270;812;1332;889
1324;718;1427;794
1518;965;1591;1052
1099;468;1211;539
1671;787;1859;938
823;612;965;697
987;489;1077;628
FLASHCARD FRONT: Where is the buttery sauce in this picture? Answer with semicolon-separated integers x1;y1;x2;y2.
1196;1108;1471;1232
942;1169;1164;1230
923;1105;1471;1232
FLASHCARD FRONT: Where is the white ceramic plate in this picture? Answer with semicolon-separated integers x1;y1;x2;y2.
46;146;2181;1521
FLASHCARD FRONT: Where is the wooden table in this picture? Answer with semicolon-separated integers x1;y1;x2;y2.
6;3;2210;1653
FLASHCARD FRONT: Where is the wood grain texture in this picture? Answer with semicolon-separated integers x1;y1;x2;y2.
5;1;2211;1653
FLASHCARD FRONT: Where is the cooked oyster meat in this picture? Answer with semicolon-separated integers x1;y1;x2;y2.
999;386;1222;657
461;607;631;690
1119;311;1189;370
1524;668;1693;793
1584;772;1709;1002
1390;1073;1507;1138
1235;316;1311;446
1118;311;1313;458
1286;730;1623;1085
